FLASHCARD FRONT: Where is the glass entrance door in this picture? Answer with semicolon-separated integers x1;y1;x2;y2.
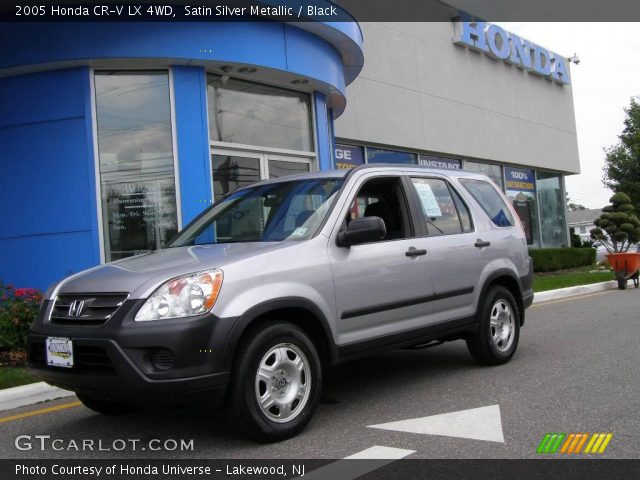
211;149;313;201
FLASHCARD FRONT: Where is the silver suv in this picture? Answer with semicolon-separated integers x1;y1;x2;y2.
29;165;533;441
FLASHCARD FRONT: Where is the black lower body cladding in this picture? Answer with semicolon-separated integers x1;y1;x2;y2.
28;299;237;407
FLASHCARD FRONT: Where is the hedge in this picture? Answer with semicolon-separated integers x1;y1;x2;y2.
529;247;596;273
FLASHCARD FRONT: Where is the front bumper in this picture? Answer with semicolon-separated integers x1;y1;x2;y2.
28;299;237;407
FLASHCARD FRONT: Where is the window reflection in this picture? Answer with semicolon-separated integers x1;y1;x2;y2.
464;161;504;190
268;159;310;179
537;172;566;247
212;155;261;202
366;148;417;164
95;72;178;261
207;76;313;152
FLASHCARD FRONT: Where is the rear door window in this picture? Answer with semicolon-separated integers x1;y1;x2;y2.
459;179;514;227
409;178;471;236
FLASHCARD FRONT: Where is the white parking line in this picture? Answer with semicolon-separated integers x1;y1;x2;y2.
295;446;414;480
344;445;416;459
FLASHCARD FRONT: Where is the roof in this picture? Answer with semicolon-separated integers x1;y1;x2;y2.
246;164;489;189
567;209;602;225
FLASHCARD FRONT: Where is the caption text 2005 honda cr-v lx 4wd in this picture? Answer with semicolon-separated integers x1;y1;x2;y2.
29;165;533;441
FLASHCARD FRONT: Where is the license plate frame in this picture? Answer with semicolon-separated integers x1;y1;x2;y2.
45;337;74;368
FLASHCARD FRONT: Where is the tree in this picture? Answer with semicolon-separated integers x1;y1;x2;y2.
565;193;586;212
590;192;640;252
602;97;640;212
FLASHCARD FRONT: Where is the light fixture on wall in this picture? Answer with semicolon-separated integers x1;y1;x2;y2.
219;65;232;85
567;53;580;65
291;78;309;85
237;67;257;74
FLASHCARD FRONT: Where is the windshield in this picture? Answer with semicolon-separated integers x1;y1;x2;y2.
169;178;343;246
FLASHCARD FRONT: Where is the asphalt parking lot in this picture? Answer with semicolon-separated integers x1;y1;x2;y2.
1;289;639;460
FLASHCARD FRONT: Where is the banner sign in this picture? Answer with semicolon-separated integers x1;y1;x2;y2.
334;144;364;169
504;167;536;192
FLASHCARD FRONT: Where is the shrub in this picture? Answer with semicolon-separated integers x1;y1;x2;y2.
529;248;596;272
591;192;640;252
0;283;43;352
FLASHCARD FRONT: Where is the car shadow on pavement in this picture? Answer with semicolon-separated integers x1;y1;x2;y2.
14;342;481;457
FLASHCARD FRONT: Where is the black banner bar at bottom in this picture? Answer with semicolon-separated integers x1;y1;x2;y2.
2;459;639;480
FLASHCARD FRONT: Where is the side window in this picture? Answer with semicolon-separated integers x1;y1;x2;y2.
451;187;473;232
410;178;466;236
345;177;410;241
460;179;515;227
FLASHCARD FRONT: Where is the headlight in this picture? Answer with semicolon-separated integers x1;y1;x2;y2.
135;269;223;321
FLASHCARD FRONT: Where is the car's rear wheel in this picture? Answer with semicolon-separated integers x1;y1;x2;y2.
229;322;321;442
467;286;520;365
76;393;141;415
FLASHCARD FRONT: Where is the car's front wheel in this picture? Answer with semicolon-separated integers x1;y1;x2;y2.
229;322;322;442
467;286;520;365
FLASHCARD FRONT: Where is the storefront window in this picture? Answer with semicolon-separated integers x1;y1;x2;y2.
504;167;539;246
268;159;310;179
537;172;567;247
367;148;417;164
207;75;313;152
95;71;178;261
464;161;504;189
335;144;365;169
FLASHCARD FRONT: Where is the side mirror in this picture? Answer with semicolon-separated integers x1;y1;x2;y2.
337;216;386;247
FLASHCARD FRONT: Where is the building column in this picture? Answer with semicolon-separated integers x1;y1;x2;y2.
171;66;212;225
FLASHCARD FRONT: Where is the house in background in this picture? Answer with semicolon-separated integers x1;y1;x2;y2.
568;209;602;241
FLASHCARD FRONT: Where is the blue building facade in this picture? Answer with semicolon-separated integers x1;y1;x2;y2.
0;20;363;289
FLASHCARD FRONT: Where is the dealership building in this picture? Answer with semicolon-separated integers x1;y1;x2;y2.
0;13;580;290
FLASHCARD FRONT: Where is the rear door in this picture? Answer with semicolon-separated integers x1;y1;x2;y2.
406;176;488;322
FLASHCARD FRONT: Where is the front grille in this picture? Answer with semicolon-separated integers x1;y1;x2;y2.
29;341;116;374
49;293;128;326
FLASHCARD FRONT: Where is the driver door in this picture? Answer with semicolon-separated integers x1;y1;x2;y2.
328;174;434;347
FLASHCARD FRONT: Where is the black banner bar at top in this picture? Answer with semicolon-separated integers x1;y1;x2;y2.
2;0;640;22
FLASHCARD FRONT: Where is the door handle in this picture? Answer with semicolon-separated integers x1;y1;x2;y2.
405;247;427;257
474;239;491;248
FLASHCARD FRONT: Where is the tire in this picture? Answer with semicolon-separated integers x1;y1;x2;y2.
76;393;141;415
618;278;627;290
229;322;322;442
467;286;520;366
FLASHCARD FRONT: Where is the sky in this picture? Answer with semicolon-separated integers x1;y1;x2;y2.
500;23;640;209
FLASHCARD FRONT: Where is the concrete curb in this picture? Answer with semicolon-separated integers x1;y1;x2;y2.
533;280;618;304
0;280;621;414
0;382;76;413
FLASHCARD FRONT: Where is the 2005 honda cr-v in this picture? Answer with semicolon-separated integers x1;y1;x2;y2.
29;165;533;441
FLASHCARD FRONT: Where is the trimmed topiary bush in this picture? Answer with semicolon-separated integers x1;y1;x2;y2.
591;192;640;252
529;248;596;273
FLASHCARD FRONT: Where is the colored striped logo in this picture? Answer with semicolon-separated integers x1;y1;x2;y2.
537;432;613;454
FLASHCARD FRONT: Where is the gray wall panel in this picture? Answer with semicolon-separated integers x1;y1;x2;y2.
335;22;580;174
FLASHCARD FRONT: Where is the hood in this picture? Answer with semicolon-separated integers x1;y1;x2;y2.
50;242;295;299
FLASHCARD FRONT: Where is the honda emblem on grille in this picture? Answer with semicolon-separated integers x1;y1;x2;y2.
68;300;85;317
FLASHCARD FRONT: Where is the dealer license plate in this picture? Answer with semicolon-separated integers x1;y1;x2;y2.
46;337;74;368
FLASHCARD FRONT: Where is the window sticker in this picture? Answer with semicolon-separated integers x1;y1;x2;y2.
413;182;443;218
290;227;308;238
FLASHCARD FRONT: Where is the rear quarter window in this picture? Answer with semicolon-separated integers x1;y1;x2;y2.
459;179;515;227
